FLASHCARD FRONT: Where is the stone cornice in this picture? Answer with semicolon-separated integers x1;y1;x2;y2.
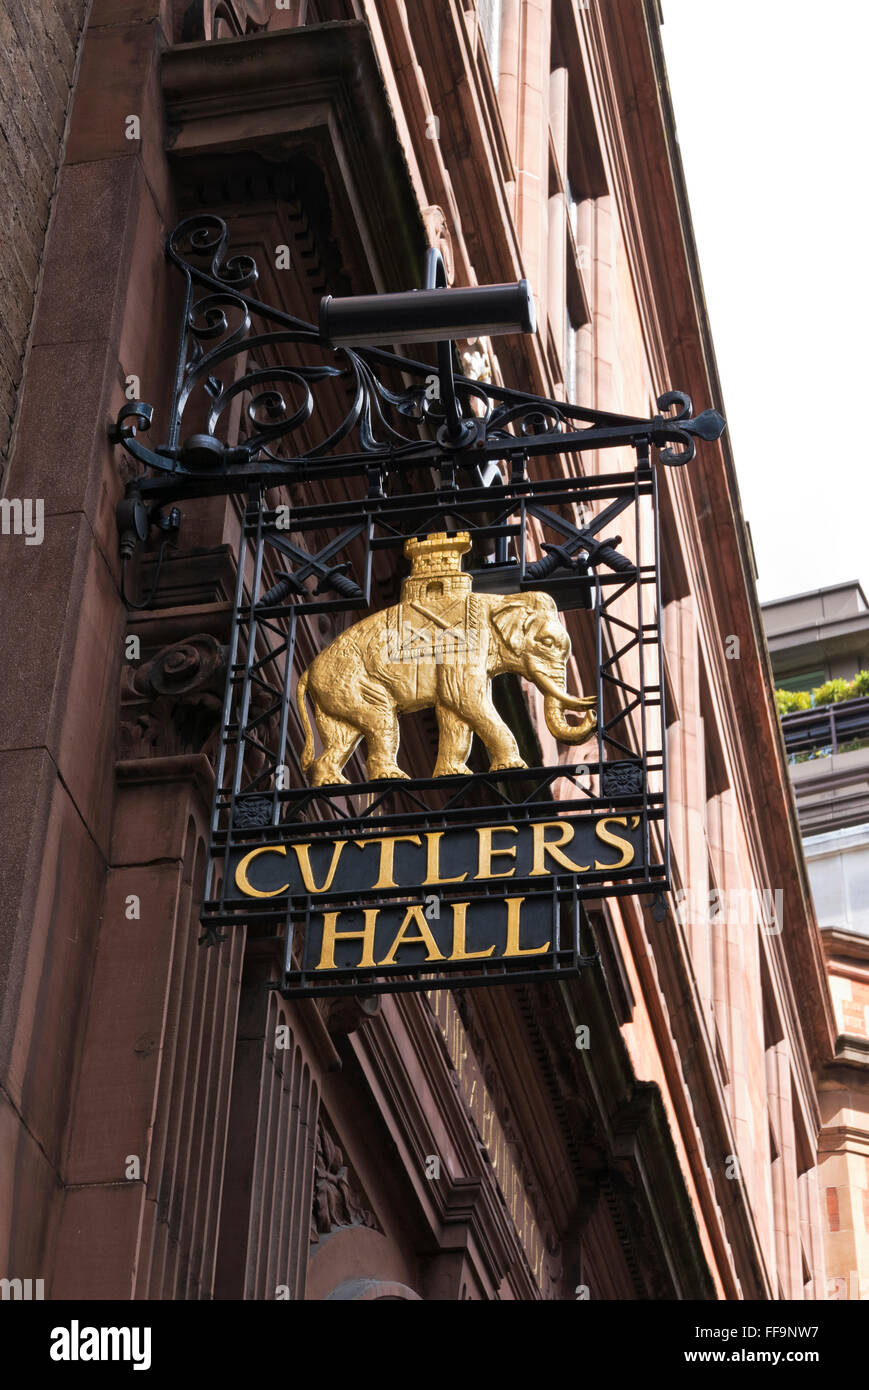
831;1033;869;1068
161;22;428;294
822;927;869;969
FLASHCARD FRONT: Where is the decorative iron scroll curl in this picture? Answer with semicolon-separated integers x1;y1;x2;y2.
654;390;728;465
110;214;726;489
177;0;271;43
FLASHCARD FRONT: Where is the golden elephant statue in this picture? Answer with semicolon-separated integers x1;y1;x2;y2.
296;532;596;786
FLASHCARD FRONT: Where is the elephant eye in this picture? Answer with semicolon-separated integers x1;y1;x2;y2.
540;636;554;646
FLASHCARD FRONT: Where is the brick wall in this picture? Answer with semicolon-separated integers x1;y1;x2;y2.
0;0;89;472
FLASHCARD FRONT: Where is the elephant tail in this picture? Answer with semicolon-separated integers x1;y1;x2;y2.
296;667;314;771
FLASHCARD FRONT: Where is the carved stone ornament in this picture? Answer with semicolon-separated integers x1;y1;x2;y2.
321;993;382;1038
120;633;229;761
296;532;597;786
459;338;493;384
310;1121;378;1243
421;205;455;283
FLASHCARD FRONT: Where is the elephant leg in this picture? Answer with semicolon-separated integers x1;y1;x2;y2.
433;706;473;777
310;711;361;787
354;691;408;780
457;692;526;772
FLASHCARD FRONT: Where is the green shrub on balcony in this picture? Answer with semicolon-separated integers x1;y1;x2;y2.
776;688;812;715
813;678;854;706
776;672;869;715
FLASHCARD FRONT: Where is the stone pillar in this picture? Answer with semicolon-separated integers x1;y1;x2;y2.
0;0;173;1283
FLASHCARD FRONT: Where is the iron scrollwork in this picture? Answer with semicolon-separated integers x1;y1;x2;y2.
110;215;725;500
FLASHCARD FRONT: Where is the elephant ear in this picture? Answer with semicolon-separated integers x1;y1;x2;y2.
491;599;537;654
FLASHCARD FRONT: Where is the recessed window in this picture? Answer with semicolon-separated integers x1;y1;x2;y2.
564;308;579;401
565;176;580;244
777;668;827;693
478;0;503;86
803;823;869;935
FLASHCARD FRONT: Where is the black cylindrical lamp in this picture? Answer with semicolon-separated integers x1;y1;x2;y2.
319;280;536;346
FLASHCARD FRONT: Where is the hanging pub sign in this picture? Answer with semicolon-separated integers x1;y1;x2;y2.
111;214;725;998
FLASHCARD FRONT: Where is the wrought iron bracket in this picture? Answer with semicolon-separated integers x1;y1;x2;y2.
109;215;725;512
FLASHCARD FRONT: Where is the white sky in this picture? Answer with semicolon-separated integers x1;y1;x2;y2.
660;1;868;603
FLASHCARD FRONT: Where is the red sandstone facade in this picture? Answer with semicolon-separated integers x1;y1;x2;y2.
0;0;847;1299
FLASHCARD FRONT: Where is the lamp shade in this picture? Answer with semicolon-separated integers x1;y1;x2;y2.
320;280;536;346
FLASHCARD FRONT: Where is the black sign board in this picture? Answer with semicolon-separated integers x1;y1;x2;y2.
228;814;643;901
299;894;557;974
215;813;649;995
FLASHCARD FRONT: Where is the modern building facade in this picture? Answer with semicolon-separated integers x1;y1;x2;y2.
0;0;843;1300
763;582;869;1299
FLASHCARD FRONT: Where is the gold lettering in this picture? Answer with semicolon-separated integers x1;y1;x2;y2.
449;1008;462;1063
431;1010;547;1289
475;825;518;879
424;831;467;884
235;845;290;898
594;816;636;871
448;1007;468;1080
293;840;348;893
378;904;445;965
530;820;590;874
473;1084;486;1133
449;901;495;960
498;1135;508;1185
503;897;550;957
482;1101;494;1147
316;908;378;970
357;834;422;889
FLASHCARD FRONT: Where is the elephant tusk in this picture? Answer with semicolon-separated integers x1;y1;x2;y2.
534;672;597;710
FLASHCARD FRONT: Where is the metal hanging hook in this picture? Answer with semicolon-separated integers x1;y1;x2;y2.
424;246;470;445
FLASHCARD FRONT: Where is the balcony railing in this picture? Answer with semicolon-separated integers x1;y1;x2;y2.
781;695;869;762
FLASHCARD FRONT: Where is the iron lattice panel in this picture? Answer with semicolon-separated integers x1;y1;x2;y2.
200;464;668;994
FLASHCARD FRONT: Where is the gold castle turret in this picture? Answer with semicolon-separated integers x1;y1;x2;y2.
401;531;472;608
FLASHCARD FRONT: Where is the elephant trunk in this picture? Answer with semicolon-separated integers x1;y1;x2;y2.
543;694;597;743
538;670;597;745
